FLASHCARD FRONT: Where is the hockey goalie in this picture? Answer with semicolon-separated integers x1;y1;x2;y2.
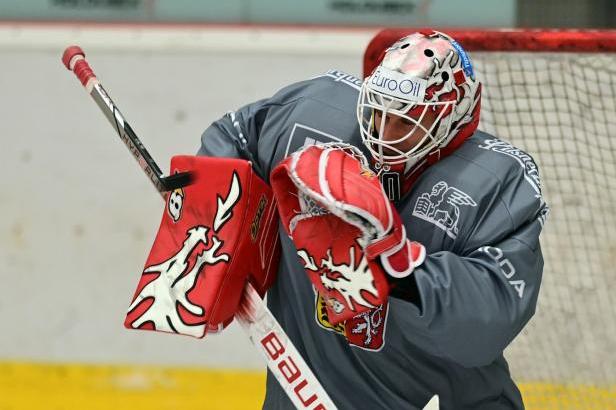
125;29;548;410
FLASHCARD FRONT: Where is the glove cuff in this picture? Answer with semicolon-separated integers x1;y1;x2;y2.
365;213;426;279
365;222;404;259
381;239;426;278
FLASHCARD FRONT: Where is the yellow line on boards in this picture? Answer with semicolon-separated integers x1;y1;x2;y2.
0;361;614;409
519;382;616;410
0;361;266;410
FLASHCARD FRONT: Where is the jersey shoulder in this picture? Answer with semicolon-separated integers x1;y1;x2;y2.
451;130;543;197
405;131;545;252
251;70;365;177
267;69;362;116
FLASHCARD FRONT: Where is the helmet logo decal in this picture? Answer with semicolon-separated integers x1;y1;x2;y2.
450;39;475;80
368;67;427;102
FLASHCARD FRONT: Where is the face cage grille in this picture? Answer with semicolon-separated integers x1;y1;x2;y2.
356;84;456;165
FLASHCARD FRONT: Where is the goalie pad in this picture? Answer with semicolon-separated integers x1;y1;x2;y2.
270;144;425;325
125;155;280;338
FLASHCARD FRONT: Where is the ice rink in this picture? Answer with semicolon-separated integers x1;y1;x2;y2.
1;23;614;410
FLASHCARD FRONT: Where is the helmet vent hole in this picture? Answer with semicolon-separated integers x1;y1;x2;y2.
441;72;450;81
401;43;410;49
424;49;434;57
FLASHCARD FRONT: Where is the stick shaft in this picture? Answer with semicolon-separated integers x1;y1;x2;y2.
63;45;176;197
63;45;337;409
237;283;337;409
90;82;167;196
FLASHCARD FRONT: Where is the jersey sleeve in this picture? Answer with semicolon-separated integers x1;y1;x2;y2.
391;164;549;368
197;99;270;178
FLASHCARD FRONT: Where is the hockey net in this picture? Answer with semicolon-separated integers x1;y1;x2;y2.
364;29;616;410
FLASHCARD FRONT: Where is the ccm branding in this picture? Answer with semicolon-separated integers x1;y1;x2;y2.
368;67;427;102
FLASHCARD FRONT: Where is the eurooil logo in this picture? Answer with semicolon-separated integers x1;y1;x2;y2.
368;67;427;102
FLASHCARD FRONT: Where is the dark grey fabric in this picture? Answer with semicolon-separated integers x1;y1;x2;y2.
198;71;547;410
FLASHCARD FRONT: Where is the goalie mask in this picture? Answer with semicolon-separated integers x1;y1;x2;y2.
357;30;481;168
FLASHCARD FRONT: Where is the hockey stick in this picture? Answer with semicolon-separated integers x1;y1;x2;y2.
61;50;192;195
62;46;337;410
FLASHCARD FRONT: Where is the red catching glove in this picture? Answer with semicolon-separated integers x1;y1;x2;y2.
270;144;425;324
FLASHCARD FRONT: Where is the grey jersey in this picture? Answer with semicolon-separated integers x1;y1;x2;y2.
198;70;548;410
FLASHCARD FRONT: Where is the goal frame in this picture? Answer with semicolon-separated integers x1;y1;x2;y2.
363;29;616;77
363;27;616;409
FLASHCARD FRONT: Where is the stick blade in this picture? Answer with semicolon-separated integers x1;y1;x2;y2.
161;171;195;191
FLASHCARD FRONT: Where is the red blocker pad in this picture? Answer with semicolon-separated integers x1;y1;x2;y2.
271;146;390;324
125;156;280;338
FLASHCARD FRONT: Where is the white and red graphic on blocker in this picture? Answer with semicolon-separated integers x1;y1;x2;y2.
125;156;280;338
127;225;231;337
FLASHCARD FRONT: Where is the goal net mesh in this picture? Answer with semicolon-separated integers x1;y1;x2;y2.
364;29;616;410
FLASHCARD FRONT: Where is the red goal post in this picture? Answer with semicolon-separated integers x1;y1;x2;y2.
364;29;616;410
364;29;616;76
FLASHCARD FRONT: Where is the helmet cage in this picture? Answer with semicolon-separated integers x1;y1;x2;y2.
357;82;456;165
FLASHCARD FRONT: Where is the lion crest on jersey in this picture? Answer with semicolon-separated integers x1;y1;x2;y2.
412;181;477;239
315;292;388;351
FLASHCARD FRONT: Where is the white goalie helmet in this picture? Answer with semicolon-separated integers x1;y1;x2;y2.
357;30;482;167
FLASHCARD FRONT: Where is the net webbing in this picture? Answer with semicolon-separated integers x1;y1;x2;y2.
364;31;616;409
476;51;616;409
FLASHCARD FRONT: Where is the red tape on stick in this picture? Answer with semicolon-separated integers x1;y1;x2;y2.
62;45;96;87
73;59;95;86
